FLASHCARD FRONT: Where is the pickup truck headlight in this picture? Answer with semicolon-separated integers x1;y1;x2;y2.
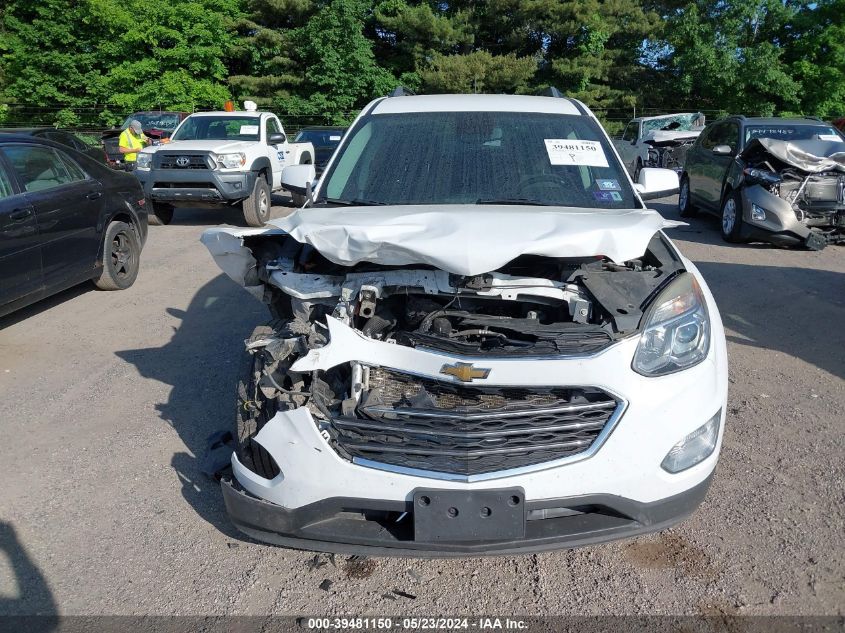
135;153;152;170
632;273;710;377
216;153;246;169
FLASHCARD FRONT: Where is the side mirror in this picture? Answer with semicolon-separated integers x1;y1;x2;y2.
281;164;316;196
712;144;733;156
635;167;680;200
268;132;286;145
631;139;638;146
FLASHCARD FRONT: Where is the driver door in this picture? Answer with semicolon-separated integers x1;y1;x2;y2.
265;117;286;188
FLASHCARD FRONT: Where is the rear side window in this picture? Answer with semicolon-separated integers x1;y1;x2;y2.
56;150;87;181
0;145;87;192
0;162;15;199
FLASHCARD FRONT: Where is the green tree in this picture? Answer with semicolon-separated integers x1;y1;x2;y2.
782;0;845;118
276;0;398;122
644;0;801;115
0;0;240;125
420;51;537;94
228;0;316;107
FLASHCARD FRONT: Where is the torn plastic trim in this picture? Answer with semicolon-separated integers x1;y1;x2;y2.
289;315;631;379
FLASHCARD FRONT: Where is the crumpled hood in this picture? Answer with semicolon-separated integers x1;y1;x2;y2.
203;206;682;278
740;138;845;174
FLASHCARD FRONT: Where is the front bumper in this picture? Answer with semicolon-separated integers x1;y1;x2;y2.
135;168;256;205
222;472;714;557
740;185;845;249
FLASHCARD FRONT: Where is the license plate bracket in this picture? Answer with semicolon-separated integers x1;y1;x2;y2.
412;488;525;542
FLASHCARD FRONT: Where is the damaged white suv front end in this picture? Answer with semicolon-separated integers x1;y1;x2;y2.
202;94;728;556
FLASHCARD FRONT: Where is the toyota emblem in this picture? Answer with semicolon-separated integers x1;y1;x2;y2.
175;156;190;168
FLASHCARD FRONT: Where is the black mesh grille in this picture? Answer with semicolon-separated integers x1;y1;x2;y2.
330;367;619;476
156;153;210;169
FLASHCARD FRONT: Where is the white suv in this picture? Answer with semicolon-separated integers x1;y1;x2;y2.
202;92;728;556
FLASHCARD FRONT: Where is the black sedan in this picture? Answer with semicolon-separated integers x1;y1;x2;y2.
0;134;148;319
293;126;346;174
0;127;108;164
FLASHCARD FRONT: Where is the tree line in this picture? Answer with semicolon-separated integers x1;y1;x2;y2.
1;0;842;134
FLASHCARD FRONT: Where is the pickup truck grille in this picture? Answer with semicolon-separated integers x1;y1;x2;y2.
156;154;211;170
330;367;619;476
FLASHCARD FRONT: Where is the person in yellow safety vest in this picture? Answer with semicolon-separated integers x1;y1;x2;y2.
118;120;150;168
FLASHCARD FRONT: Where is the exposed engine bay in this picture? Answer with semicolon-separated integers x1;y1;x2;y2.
225;229;683;478
738;138;845;247
644;134;699;173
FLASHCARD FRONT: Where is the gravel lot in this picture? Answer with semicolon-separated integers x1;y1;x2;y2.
1;196;843;617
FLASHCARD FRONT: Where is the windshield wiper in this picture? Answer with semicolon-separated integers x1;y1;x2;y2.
321;197;387;206
475;197;551;206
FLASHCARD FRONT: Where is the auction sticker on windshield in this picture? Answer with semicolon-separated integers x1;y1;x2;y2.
240;125;259;135
545;139;609;167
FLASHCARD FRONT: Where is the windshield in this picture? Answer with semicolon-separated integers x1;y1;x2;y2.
319;111;638;208
295;129;345;147
745;125;842;143
171;116;260;141
641;113;705;134
122;113;182;131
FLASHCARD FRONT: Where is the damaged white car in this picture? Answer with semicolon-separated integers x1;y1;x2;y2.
202;93;728;556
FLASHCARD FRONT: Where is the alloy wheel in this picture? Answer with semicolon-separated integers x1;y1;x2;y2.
722;199;737;233
111;232;135;280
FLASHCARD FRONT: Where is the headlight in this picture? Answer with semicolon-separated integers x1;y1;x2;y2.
751;204;766;221
661;410;721;473
216;152;246;169
632;273;710;376
135;153;152;170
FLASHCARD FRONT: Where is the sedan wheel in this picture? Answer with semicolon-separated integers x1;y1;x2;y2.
94;221;141;290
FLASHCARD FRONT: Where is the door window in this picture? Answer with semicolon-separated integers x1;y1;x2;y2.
621;122;638;142
709;123;739;153
699;124;718;150
1;145;86;192
266;117;281;136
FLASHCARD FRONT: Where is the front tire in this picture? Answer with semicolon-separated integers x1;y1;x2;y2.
94;221;141;290
242;175;271;227
148;202;174;225
678;176;697;218
720;190;744;243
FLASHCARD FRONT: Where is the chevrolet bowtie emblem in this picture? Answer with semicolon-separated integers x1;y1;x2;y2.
439;362;491;383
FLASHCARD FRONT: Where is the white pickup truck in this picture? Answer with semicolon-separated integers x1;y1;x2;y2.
134;104;314;226
613;112;705;179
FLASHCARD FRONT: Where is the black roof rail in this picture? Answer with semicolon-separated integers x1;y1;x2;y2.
803;115;823;122
388;87;415;97
536;87;565;98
